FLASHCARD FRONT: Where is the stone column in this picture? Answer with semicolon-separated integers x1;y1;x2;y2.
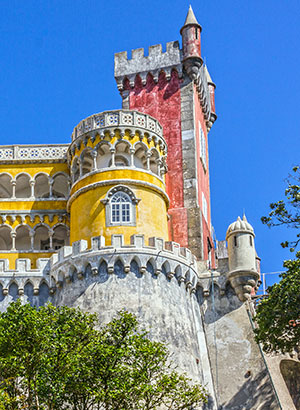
11;180;16;199
29;230;34;251
49;179;53;199
49;229;53;251
11;232;16;251
146;152;151;171
91;150;97;171
130;148;135;167
110;148;116;167
30;180;35;198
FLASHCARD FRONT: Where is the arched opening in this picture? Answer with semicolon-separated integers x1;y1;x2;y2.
0;226;12;250
149;149;159;175
24;282;34;305
113;141;130;167
134;143;148;169
39;282;50;306
15;225;31;250
71;157;80;183
81;150;94;176
34;225;50;250
52;225;69;250
15;174;31;198
52;173;69;198
34;174;50;198
9;282;18;301
96;142;111;169
0;173;12;198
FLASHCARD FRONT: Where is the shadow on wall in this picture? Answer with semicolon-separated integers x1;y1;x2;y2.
280;359;300;410
220;369;279;410
198;282;243;325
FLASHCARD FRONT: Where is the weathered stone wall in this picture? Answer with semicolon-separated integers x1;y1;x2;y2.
202;284;281;409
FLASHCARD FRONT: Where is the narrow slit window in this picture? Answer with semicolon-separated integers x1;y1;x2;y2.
234;236;237;247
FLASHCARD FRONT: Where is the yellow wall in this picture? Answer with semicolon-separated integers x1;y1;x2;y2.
0;162;69;178
70;168;169;246
70;184;168;246
0;162;69;269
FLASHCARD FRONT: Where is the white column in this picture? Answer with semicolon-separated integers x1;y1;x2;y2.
49;179;53;198
29;231;34;251
11;181;16;199
110;148;116;167
91;151;97;171
30;180;35;198
11;232;16;251
49;230;53;251
146;152;151;171
130;148;135;167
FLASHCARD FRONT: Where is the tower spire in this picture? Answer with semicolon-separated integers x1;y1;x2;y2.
180;5;202;34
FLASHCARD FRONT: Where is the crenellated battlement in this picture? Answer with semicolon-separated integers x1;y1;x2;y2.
114;41;183;89
50;234;201;293
0;257;52;304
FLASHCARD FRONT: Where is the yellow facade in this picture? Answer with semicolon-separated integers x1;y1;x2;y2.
0;110;169;269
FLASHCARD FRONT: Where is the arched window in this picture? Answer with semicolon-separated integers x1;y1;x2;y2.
102;186;140;227
111;191;131;224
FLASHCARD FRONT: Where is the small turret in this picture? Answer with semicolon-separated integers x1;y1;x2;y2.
180;5;202;62
226;215;259;301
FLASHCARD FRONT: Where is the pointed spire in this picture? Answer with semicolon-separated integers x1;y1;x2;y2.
184;5;200;26
180;5;202;34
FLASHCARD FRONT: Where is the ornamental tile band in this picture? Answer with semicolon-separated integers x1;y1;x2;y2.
0;144;69;163
71;110;164;143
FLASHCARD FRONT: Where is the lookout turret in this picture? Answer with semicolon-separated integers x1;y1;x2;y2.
226;215;259;301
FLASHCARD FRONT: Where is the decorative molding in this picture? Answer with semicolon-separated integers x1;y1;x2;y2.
69;110;166;157
50;234;198;294
67;178;169;212
0;210;69;223
0;144;69;163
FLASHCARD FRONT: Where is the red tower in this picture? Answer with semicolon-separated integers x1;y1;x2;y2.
114;6;217;263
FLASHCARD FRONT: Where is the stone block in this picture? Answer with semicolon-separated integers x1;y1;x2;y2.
91;235;105;250
111;234;124;248
72;240;88;255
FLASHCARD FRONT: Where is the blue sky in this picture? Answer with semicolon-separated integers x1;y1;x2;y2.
0;1;299;283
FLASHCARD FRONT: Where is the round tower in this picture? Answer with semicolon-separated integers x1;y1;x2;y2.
67;110;169;246
180;5;202;62
226;215;259;301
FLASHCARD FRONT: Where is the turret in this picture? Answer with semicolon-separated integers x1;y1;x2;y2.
226;215;259;301
67;110;169;246
180;5;202;62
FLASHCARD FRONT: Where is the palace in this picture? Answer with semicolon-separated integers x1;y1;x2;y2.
0;6;297;409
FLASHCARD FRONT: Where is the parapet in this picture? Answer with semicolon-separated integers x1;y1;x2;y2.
50;234;199;293
0;257;51;300
0;144;69;164
114;42;183;90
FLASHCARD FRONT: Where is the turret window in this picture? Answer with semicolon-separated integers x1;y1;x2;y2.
111;192;131;223
102;185;140;227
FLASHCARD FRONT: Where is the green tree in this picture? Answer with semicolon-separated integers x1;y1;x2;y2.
0;301;207;410
255;166;300;354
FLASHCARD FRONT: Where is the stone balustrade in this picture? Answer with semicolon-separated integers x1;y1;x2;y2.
0;144;69;163
70;109;165;148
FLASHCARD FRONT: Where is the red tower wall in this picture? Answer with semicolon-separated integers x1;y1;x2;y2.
127;71;189;247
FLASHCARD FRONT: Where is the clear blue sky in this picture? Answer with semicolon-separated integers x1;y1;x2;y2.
1;1;299;282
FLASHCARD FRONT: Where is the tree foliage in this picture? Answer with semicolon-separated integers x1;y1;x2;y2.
255;254;300;354
261;166;300;251
0;302;207;410
255;166;300;354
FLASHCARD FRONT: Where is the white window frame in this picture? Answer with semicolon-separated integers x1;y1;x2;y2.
199;122;207;171
101;185;140;227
